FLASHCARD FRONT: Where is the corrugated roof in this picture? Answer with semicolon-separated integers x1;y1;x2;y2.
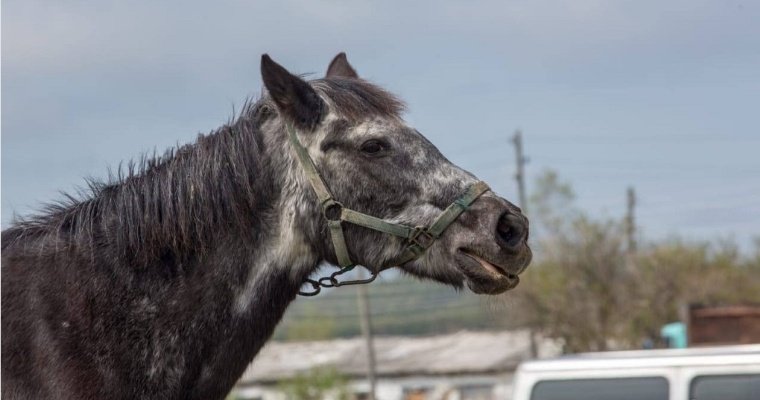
691;305;760;317
239;330;560;384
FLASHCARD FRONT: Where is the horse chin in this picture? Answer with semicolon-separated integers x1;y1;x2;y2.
465;276;519;295
398;252;523;294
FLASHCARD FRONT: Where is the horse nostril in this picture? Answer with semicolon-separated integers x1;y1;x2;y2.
496;211;526;249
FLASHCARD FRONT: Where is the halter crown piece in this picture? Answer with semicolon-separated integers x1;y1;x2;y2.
287;124;490;296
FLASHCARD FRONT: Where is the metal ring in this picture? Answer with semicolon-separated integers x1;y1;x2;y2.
298;279;321;296
318;275;340;287
322;200;344;222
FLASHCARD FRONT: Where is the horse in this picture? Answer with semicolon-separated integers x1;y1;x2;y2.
1;53;532;400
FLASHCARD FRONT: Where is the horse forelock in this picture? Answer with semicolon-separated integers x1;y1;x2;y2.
311;78;406;122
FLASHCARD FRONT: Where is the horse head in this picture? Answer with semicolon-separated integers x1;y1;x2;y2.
261;54;532;295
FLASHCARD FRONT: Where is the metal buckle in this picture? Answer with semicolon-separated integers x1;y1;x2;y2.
409;227;435;249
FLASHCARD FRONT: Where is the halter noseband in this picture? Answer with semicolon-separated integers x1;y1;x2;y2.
288;124;489;296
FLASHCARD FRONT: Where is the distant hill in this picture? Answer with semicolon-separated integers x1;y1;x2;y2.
273;273;519;341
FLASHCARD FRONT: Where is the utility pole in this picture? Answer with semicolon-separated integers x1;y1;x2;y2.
511;129;536;358
356;270;377;400
512;130;528;214
625;186;637;257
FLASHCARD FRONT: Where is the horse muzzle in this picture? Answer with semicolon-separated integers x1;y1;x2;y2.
448;194;532;294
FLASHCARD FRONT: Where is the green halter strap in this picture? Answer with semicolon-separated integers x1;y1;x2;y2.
287;124;490;295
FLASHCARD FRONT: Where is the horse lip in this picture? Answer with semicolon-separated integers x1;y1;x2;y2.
460;249;518;280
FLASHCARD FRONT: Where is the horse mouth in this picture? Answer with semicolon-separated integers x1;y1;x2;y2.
457;249;520;294
461;250;518;279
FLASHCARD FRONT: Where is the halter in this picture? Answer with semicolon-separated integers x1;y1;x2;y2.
288;124;490;296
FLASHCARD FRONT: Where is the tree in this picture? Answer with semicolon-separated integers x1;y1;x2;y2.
278;366;350;400
628;239;760;345
512;169;760;353
515;215;630;352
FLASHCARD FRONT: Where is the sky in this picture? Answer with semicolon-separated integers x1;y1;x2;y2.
3;0;759;251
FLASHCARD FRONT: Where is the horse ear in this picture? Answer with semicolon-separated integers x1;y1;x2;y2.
326;52;359;79
261;54;325;131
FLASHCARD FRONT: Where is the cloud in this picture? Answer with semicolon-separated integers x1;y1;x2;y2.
5;0;757;77
3;0;759;249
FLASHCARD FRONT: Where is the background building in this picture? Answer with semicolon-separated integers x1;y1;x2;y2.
233;330;561;400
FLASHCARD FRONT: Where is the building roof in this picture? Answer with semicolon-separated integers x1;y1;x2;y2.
239;330;561;384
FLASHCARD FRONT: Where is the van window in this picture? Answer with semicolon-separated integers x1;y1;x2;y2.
530;377;668;400
689;374;760;400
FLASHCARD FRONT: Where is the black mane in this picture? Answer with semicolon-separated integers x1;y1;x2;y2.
3;101;271;265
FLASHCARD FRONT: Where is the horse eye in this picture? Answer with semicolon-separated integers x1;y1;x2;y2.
360;139;386;155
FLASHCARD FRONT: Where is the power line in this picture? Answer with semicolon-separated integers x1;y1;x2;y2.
295;286;479;304
295;287;478;302
283;301;490;320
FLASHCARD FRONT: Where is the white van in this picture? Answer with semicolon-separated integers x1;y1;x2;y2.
512;345;760;400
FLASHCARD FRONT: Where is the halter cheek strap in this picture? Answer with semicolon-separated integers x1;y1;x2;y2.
287;124;489;296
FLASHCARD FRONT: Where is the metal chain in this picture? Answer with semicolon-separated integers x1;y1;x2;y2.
298;265;379;296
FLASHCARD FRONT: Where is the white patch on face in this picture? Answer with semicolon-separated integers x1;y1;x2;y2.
390;203;441;226
431;164;475;188
349;118;399;138
380;202;439;271
301;111;338;163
